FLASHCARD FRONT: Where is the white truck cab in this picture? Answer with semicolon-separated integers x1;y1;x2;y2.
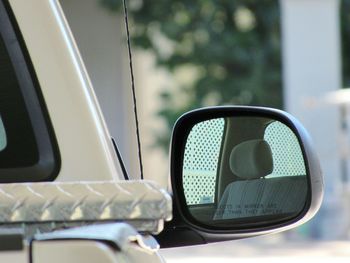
0;0;323;262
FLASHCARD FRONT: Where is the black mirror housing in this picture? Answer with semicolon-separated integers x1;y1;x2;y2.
160;106;323;247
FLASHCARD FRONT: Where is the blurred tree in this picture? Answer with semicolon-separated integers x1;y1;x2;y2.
101;0;282;151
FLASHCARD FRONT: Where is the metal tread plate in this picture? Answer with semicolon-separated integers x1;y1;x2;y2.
0;180;172;234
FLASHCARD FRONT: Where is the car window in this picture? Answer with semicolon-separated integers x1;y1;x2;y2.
0;23;38;167
183;118;225;205
0;115;6;152
0;1;60;181
264;121;306;178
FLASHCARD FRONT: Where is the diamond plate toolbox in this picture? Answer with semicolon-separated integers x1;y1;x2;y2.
0;180;172;234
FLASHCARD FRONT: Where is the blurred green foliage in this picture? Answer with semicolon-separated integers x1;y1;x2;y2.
101;0;282;151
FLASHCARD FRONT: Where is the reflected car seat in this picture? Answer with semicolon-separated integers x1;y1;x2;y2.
214;139;307;220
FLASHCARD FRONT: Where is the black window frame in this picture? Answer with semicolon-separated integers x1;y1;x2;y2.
0;0;60;182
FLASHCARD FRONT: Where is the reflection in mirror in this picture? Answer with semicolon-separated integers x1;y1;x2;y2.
182;116;308;227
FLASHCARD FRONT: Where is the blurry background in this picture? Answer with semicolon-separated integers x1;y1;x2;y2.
60;0;350;259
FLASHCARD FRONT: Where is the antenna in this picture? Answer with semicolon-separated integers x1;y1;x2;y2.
122;0;144;180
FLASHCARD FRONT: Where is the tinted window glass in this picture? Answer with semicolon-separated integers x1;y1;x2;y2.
264;121;306;177
0;115;7;151
183;118;225;205
0;34;38;167
0;0;60;182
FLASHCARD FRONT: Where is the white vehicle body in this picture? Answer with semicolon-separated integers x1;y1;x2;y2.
0;0;171;262
11;0;122;182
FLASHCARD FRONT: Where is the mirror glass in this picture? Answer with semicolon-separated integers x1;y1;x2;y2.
182;116;308;227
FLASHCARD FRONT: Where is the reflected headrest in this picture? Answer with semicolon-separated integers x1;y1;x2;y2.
229;139;273;180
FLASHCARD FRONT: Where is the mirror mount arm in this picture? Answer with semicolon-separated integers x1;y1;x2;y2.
155;200;207;248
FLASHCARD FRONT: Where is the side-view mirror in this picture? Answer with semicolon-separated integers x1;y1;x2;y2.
157;106;323;247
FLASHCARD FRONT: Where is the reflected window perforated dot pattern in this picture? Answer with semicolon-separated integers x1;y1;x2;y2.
264;121;306;177
183;118;225;205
